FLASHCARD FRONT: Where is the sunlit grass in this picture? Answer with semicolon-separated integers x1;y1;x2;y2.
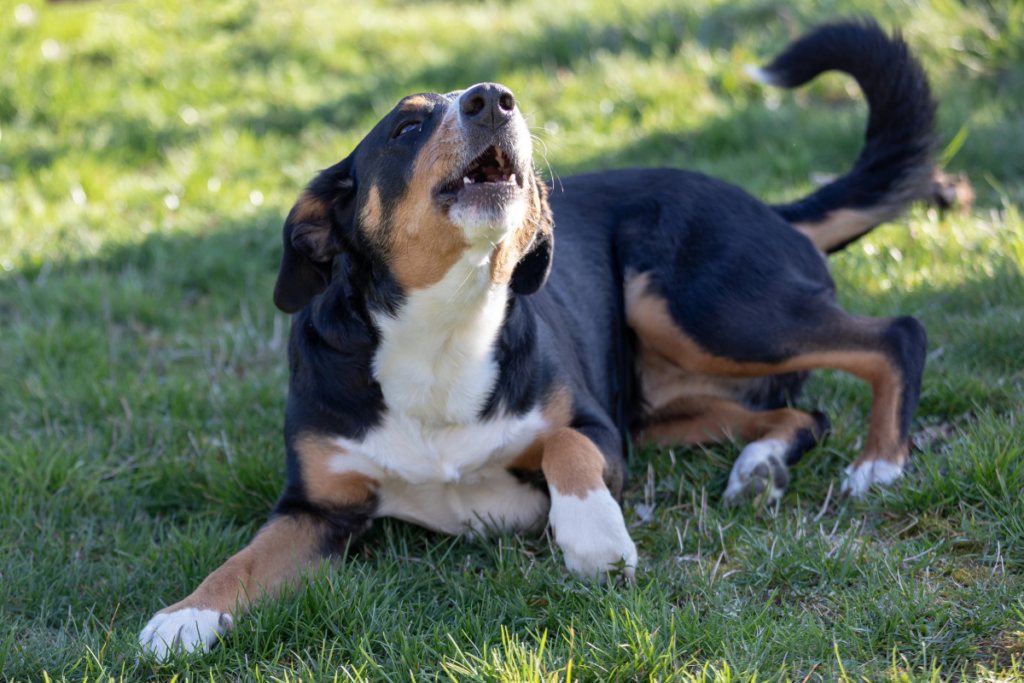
1;0;1022;681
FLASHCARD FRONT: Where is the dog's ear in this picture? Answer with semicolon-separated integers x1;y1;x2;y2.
273;156;356;313
509;180;554;296
509;228;553;295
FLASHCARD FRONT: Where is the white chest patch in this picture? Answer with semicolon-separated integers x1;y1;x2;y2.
372;248;508;425
330;408;550;535
330;246;551;535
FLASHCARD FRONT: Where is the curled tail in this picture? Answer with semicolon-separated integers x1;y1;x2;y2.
749;21;937;254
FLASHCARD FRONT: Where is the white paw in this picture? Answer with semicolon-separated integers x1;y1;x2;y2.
840;459;902;499
723;439;789;507
138;607;232;661
548;488;638;582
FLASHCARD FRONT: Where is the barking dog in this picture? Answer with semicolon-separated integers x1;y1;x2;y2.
140;21;935;659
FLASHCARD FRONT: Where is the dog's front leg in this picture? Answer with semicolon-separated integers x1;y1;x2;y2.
138;495;374;660
542;427;637;582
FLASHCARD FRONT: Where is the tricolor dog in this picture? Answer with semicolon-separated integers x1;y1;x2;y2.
140;22;936;658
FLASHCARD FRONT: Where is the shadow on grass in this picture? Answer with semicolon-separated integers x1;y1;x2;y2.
2;191;1020;386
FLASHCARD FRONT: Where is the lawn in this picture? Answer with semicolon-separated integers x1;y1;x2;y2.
1;0;1023;680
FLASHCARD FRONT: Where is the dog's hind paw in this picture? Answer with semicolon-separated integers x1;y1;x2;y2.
723;439;790;507
138;607;232;661
841;459;902;499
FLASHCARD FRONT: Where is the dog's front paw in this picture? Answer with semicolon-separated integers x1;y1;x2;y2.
549;487;638;582
723;439;790;507
138;607;232;661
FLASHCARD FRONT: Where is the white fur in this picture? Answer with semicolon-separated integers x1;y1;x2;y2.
330;408;551;535
723;438;788;506
338;234;552;534
841;459;902;499
380;463;550;536
138;608;231;660
744;64;780;86
548;488;637;582
372;249;509;426
449;190;527;248
311;101;545;536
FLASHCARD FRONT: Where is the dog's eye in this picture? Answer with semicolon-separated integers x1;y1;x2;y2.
395;121;420;138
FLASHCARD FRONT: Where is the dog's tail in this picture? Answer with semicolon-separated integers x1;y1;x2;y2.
749;21;937;254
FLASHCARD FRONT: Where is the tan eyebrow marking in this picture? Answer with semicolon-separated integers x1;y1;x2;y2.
399;94;433;111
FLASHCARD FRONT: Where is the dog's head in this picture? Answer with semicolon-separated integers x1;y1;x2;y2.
273;83;554;314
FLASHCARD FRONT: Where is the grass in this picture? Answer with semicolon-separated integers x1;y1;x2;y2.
1;0;1023;680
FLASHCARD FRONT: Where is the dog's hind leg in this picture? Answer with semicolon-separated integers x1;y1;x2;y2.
641;396;830;506
626;272;926;501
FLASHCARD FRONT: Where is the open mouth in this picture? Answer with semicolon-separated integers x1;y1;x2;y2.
439;146;523;197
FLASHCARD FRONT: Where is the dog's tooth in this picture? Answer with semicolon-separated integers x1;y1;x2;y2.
509;173;516;184
464;176;473;185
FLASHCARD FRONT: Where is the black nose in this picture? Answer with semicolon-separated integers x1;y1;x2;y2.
460;83;515;131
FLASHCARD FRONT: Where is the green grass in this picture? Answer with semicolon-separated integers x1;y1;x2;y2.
1;0;1023;680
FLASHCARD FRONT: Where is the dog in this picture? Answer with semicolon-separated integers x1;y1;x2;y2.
139;21;935;659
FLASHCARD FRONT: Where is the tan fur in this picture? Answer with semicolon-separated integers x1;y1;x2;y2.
337;96;550;293
295;434;379;506
625;271;905;464
635;341;752;410
541;428;606;499
642;396;818;446
543;384;574;431
157;516;322;618
509;439;545;473
399;94;432;110
792;208;889;253
389;223;468;290
292;190;331;226
387;111;470;290
490;176;550;285
360;184;384;234
382;106;548;291
508;385;573;473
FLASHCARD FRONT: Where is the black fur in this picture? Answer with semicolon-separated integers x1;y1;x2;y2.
509;226;554;296
273;158;357;313
766;21;936;250
741;371;810;412
478;296;545;419
271;496;378;558
882;316;928;441
784;411;832;467
273;21;933;539
285;270;386;441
